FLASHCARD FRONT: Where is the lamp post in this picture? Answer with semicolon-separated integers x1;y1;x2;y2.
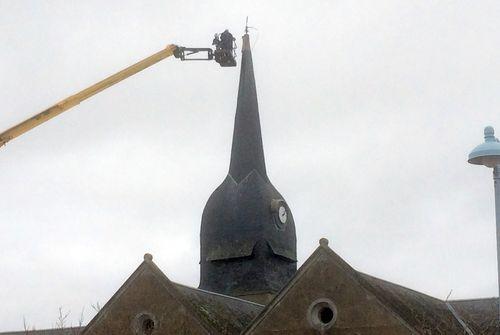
468;126;500;325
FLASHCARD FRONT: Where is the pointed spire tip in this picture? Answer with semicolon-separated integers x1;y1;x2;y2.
242;33;251;51
228;30;266;183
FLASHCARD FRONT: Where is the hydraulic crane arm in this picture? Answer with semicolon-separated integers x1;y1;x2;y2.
0;44;179;147
1;29;238;148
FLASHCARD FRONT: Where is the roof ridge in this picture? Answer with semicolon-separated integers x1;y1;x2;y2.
82;256;219;335
173;282;265;307
244;242;419;334
357;271;470;333
145;261;220;334
449;297;498;302
357;272;445;303
242;245;324;333
81;259;150;334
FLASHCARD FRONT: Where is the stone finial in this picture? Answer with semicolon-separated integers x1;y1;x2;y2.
144;253;153;262
319;238;329;247
484;126;498;142
485;126;495;139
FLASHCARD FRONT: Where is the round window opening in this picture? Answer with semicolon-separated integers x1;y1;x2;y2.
133;312;157;335
307;298;337;330
319;306;334;323
142;318;155;335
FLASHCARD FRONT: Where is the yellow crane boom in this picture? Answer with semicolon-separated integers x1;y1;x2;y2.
1;29;239;148
0;44;178;147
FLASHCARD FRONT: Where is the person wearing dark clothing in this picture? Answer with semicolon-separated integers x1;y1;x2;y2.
212;34;220;48
220;29;235;51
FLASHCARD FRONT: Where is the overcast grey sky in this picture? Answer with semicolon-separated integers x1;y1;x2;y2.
1;0;500;331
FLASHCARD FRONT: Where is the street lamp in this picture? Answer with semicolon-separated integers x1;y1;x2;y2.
468;126;500;325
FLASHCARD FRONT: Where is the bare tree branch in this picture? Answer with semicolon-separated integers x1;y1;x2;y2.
22;315;35;334
55;306;71;329
91;302;101;313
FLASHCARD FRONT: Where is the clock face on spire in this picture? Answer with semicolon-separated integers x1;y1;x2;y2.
270;199;289;230
278;206;287;224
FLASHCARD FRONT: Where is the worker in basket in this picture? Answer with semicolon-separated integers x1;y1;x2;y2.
213;29;236;67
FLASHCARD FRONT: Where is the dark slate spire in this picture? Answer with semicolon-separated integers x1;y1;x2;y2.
199;34;297;304
228;34;267;183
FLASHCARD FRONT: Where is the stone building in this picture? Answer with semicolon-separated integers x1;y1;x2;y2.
3;33;497;335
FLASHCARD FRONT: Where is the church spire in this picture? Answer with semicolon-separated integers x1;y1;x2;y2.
228;34;267;183
199;33;297;304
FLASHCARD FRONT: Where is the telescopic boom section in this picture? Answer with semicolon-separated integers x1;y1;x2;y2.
0;44;178;147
